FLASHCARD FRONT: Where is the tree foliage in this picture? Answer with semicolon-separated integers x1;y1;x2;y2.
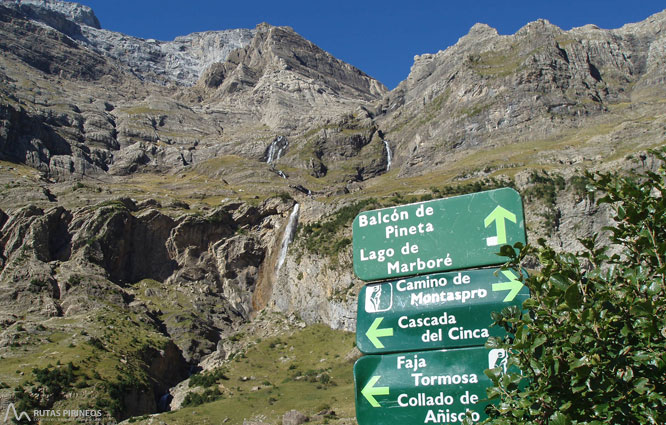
485;150;666;425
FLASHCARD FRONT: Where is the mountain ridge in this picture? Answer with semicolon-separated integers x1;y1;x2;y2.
374;9;665;178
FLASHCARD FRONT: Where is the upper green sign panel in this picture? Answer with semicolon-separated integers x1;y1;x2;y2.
352;188;526;282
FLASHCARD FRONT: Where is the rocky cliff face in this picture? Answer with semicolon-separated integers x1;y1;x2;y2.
0;1;387;181
4;0;100;27
190;22;387;129
78;26;256;87
372;12;666;178
1;0;253;86
0;194;299;418
0;197;293;359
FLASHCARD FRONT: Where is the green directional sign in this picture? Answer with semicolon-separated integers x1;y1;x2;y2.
355;347;506;425
352;188;526;282
356;268;529;354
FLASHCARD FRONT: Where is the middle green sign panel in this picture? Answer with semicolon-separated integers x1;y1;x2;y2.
356;268;529;354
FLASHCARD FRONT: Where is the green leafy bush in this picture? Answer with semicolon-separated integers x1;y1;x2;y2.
189;368;229;388
299;198;380;257
432;177;516;198
523;170;566;205
182;388;223;407
32;363;77;398
486;150;666;424
11;363;79;422
98;372;151;417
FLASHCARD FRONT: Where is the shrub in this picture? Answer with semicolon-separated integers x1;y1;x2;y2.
485;149;666;424
522;170;565;207
277;192;293;202
189;368;229;388
29;278;48;292
32;363;77;398
87;337;105;351
299;198;380;258
432;177;516;198
182;388;222;407
229;332;244;342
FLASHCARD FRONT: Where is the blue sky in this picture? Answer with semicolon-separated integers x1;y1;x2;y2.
77;0;665;89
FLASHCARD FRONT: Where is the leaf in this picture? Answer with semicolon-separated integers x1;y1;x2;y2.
499;244;517;259
571;356;589;369
550;273;570;291
564;283;582;309
634;377;651;394
484;367;502;383
647;280;662;296
549;412;572;425
621;324;631;337
522;298;538;309
486;386;503;400
532;334;547;350
572;384;586;394
485;337;503;349
631;351;653;363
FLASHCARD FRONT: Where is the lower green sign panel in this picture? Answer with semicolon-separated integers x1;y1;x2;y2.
355;347;505;425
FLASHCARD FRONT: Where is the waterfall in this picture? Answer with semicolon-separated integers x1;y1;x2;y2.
276;170;287;179
266;142;277;163
277;203;299;271
383;140;392;172
266;136;288;164
158;393;172;412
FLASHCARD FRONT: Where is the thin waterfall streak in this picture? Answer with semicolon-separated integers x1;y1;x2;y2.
277;203;299;271
383;140;392;172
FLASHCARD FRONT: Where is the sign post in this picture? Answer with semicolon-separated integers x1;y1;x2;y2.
356;268;529;354
353;188;526;281
352;188;528;425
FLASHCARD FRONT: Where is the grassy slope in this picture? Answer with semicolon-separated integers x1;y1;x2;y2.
130;324;358;425
0;306;172;416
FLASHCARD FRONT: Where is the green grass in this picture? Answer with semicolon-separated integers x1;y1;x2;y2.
467;44;527;78
458;101;495;118
416;90;453;125
0;304;173;419
118;106;169;115
132;324;357;425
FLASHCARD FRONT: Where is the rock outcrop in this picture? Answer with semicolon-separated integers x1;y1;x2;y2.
188;22;387;129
